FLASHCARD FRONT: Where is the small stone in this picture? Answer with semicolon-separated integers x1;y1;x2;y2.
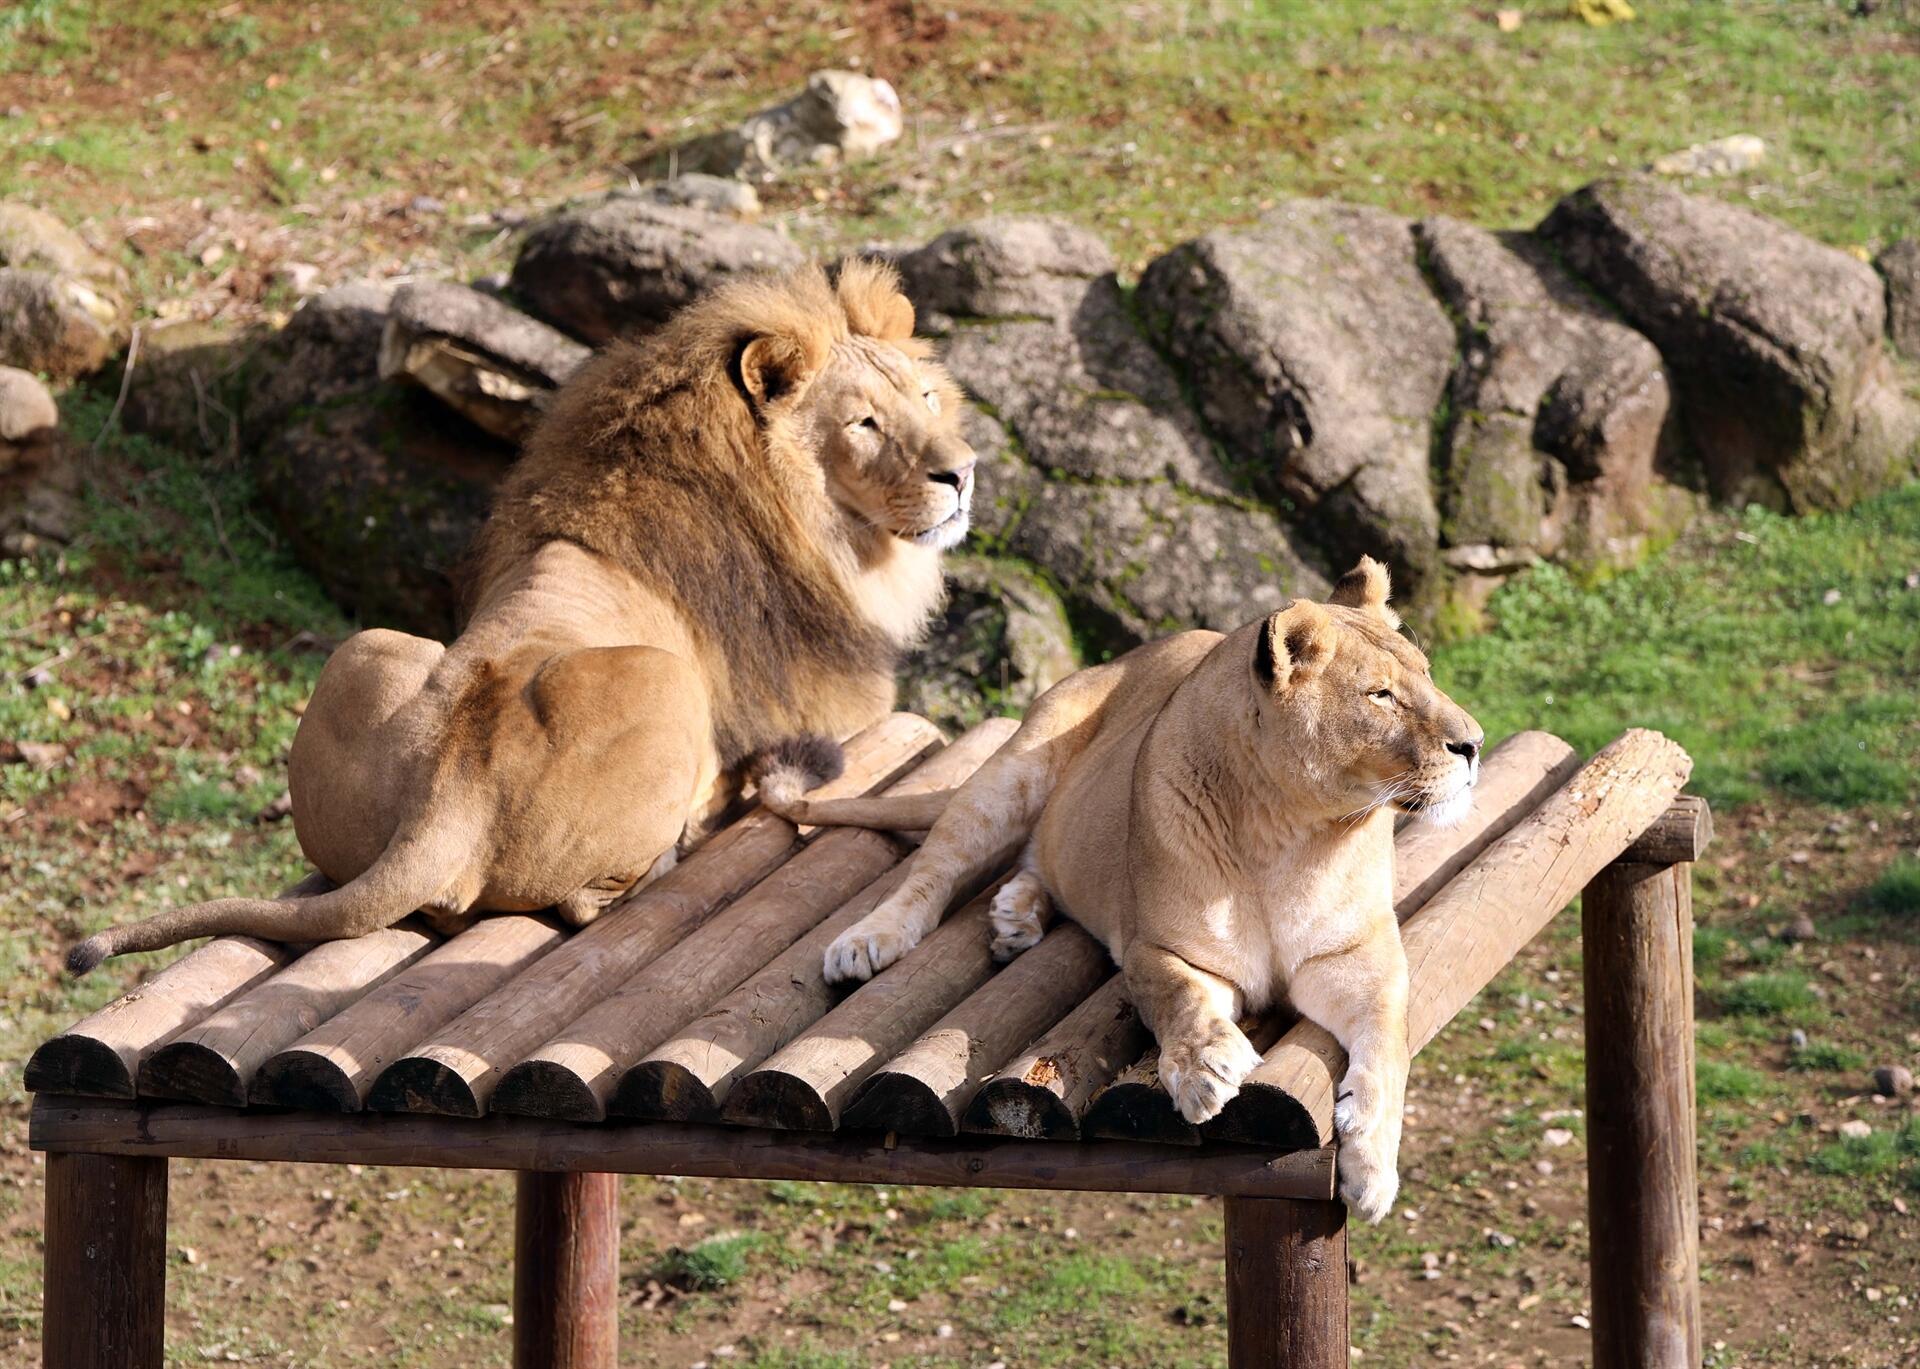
1543;1128;1575;1148
1781;915;1818;944
1839;1119;1873;1140
936;1325;953;1339
1534;1159;1554;1177
1496;8;1523;30
1788;1028;1810;1050
1872;1065;1913;1098
1822;587;1843;605
1486;1230;1517;1250
275;260;322;295
886;1298;907;1313
410;194;447;215
1651;134;1766;178
1570;1313;1592;1330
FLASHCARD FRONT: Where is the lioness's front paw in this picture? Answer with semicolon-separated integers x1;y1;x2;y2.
822;920;916;985
988;875;1049;962
1159;1023;1263;1125
1335;1129;1400;1224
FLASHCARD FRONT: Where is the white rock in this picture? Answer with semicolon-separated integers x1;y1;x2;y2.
1652;134;1766;178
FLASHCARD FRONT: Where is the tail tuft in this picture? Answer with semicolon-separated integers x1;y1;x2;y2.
748;733;845;814
66;936;108;976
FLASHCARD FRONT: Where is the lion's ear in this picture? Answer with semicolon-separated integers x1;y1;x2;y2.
834;258;915;341
1253;600;1334;692
738;334;816;408
1327;556;1400;627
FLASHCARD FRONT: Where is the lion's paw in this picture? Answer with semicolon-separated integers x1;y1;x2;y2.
822;920;917;986
988;874;1050;962
1336;1130;1400;1224
1159;1023;1263;1125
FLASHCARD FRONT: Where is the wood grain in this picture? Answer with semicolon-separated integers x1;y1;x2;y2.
963;976;1147;1140
42;1150;168;1369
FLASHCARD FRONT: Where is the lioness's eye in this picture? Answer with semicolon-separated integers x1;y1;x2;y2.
924;390;941;415
1369;688;1397;706
853;415;879;431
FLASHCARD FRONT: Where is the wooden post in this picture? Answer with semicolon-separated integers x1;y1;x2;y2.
513;1171;619;1369
1224;1198;1348;1369
1582;796;1708;1369
42;1151;168;1369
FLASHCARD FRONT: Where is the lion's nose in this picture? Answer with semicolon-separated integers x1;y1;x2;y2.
1447;735;1483;765
930;462;975;494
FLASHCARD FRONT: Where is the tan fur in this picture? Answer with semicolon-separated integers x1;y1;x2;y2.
68;262;976;973
763;557;1483;1222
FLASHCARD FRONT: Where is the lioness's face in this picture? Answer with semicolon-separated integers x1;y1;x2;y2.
802;336;976;550
1254;559;1485;827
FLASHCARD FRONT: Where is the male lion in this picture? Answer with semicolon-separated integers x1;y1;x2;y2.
69;261;976;972
759;558;1482;1220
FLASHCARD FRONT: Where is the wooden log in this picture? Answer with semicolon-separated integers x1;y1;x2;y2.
1583;859;1702;1369
723;890;1006;1131
30;1095;1338;1201
24;876;332;1098
1207;727;1692;1148
492;720;1014;1123
842;923;1114;1137
252;914;566;1111
963;976;1146;1140
1083;1015;1291;1146
42;1150;168;1369
136;922;437;1106
1224;1197;1348;1369
1618;794;1713;866
513;1171;619;1369
365;714;942;1117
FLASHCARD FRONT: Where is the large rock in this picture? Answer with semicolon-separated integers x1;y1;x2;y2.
1878;239;1920;358
668;71;903;181
896;218;1117;324
1137;200;1455;597
1540;176;1920;510
510;196;804;344
377;281;589;441
1417;216;1689;570
242;279;399;444
900;556;1077;730
0;204;131;380
0;365;76;554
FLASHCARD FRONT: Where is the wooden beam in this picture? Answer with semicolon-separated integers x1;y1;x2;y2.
514;1172;619;1369
24;879;328;1098
491;720;1016;1123
1617;795;1713;866
723;891;1005;1131
842;923;1113;1137
29;1095;1337;1201
1206;727;1693;1149
1583;859;1702;1369
366;715;943;1118
1225;1197;1348;1369
251;913;567;1111
963;976;1146;1140
42;1150;168;1369
1084;1015;1291;1146
137;922;436;1105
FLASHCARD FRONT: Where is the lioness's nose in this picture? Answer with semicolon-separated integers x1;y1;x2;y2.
1447;734;1484;764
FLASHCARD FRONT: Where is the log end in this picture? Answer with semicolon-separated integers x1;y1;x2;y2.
842;1073;958;1138
366;1057;485;1118
962;1078;1079;1140
1201;1082;1328;1151
721;1069;835;1131
491;1060;607;1123
249;1049;364;1113
608;1060;721;1123
24;1034;135;1099
135;1041;246;1107
1081;1081;1201;1147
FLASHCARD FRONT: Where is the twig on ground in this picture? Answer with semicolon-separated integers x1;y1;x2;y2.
91;323;144;454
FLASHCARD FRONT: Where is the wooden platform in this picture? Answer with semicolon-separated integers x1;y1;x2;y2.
26;711;1711;1369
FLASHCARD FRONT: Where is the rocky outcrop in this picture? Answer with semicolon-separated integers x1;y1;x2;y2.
1878;239;1920;359
901;556;1077;730
666;71;903;182
0;366;76;554
1540;176;1920;510
1417;216;1691;573
0;204;131;380
1137;200;1455;599
895;218;1118;325
377;281;589;441
510;195;804;345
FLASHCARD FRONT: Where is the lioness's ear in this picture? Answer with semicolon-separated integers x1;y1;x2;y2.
1253;600;1334;692
1327;556;1400;627
737;334;816;408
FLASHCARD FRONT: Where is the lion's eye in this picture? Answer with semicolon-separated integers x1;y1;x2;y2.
852;415;879;432
1369;688;1397;706
924;390;941;415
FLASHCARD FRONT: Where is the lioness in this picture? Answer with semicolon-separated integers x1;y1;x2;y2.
761;559;1482;1220
69;261;975;972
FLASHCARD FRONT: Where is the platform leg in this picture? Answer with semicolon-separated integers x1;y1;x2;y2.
513;1171;619;1369
42;1151;168;1369
1225;1196;1348;1369
1583;859;1701;1369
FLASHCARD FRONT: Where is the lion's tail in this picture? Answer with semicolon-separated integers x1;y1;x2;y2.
66;819;478;975
749;732;955;831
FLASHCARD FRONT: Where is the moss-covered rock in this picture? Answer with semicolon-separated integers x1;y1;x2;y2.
900;555;1077;730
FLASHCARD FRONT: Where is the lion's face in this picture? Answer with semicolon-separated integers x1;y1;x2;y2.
796;335;976;550
1253;559;1484;827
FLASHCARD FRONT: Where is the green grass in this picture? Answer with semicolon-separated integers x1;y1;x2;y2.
1715;971;1820;1020
1808;1116;1920;1187
1786;1041;1868;1073
1864;857;1920;917
659;1233;764;1291
1697;1059;1769;1103
1435;492;1920;810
